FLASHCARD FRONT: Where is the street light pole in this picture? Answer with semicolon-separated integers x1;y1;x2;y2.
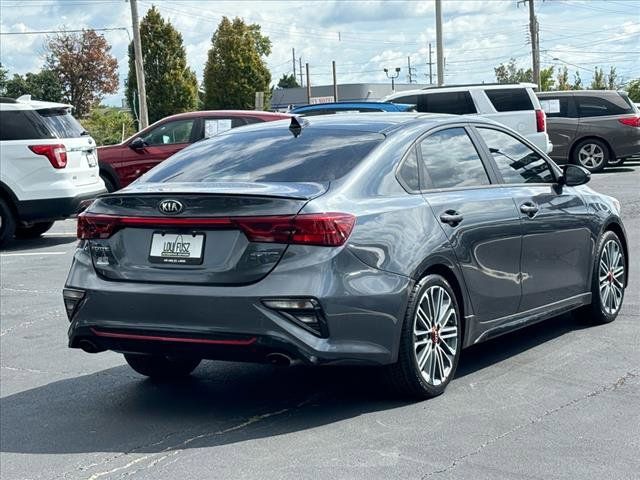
384;67;401;93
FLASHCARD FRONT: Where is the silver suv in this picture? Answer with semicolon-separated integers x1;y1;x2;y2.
537;90;640;172
384;83;551;153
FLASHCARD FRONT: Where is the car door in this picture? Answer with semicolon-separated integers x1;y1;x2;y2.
418;125;523;323
474;125;593;312
118;118;197;186
539;95;578;162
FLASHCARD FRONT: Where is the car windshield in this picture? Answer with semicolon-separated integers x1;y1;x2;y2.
144;126;384;183
37;108;86;138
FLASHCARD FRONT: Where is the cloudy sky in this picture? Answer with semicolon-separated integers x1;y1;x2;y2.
1;0;638;106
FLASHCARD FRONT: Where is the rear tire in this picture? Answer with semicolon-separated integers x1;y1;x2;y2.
124;354;201;379
0;198;16;248
572;138;609;173
100;174;116;193
385;274;462;399
15;221;55;239
577;230;626;324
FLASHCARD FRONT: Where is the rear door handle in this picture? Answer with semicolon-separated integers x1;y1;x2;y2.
520;202;539;217
439;210;463;226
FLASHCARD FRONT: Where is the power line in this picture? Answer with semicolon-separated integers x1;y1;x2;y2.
0;27;129;36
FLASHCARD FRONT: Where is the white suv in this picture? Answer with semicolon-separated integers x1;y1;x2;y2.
0;96;105;246
384;83;551;153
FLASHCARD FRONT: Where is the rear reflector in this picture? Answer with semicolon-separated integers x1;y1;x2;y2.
535;109;546;133
77;212;356;246
29;144;67;168
618;116;640;127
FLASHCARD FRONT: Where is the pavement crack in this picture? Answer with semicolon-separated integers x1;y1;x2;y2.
421;370;638;479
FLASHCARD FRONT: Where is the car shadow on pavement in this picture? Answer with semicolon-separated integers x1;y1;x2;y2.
0;312;590;456
1;236;77;252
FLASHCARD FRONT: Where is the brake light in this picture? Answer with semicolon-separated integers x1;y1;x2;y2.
29;144;67;168
535;109;546;133
618;116;640;127
77;212;356;246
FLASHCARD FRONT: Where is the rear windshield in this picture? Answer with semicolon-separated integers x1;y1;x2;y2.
144;127;384;183
37;108;86;138
0;110;55;141
486;88;534;112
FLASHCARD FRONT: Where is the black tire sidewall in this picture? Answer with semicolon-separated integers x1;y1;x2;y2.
100;174;116;193
15;221;55;239
0;198;16;248
573;139;609;173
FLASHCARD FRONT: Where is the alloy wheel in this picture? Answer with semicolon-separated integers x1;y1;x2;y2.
413;285;458;386
599;239;625;315
578;143;605;170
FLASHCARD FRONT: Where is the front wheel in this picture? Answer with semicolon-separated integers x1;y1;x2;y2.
124;354;201;380
15;221;55;239
385;274;462;398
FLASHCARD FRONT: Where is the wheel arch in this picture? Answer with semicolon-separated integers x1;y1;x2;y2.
569;136;616;164
98;163;121;191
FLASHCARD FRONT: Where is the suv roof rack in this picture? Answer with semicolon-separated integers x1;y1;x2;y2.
0;97;18;103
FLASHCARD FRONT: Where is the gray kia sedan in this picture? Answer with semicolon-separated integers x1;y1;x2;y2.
64;114;629;398
538;90;640;172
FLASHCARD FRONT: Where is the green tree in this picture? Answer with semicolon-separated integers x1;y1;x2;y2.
573;71;583;90
46;29;118;116
557;66;570;91
203;17;272;109
625;78;640;102
4;70;64;102
494;58;532;84
277;73;299;89
125;6;198;125
0;63;8;95
590;67;606;90
539;66;555;91
81;106;135;146
607;66;619;90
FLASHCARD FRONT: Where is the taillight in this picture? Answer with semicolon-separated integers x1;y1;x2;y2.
618;116;640;127
77;212;356;247
535;109;546;133
29;144;67;168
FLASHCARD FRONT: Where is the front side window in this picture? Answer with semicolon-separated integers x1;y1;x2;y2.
143;119;194;146
477;127;554;184
418;128;490;189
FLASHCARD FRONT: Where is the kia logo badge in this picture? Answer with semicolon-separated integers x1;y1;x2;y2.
158;199;184;215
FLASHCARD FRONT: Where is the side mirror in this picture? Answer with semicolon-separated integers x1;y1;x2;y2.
559;164;591;187
129;137;146;151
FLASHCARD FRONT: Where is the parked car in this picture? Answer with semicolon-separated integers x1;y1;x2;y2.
384;83;551;153
97;110;290;191
537;90;640;172
64;113;628;398
289;101;414;115
0;95;105;247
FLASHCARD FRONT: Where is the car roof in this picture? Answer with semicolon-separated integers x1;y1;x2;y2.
158;110;291;122
291;102;413;111
385;83;536;100
0;94;72;111
537;90;623;97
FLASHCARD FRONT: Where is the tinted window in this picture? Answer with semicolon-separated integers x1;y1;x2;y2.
37;108;85;138
392;95;418;104
144;127;384;183
202;118;245;139
417;92;477;114
576;95;633;117
419;128;490;189
143;119;194;146
0;110;55;141
397;147;420;191
539;97;570;118
477;127;554;184
486;88;533;112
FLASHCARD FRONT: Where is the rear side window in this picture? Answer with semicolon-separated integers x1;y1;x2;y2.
391;95;418;105
539;97;571;118
144;127;384;183
417;92;477;114
37;108;85;138
397;147;420;192
418;127;490;189
576;95;634;117
0;110;55;140
477;127;554;184
485;88;533;112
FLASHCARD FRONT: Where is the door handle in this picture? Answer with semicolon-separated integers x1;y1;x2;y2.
439;210;464;226
520;202;539;217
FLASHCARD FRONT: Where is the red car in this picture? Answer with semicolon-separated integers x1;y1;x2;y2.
98;110;290;191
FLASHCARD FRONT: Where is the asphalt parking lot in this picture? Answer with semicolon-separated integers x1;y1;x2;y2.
1;161;639;480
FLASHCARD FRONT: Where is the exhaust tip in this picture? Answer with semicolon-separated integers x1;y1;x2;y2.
266;352;293;367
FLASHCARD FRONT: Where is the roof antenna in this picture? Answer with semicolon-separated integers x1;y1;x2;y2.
289;116;307;138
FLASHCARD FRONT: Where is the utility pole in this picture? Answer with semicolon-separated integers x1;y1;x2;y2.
299;57;304;87
435;0;444;86
428;43;434;85
129;0;148;129
332;60;338;101
518;0;540;89
306;63;311;104
292;48;296;83
407;56;415;84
